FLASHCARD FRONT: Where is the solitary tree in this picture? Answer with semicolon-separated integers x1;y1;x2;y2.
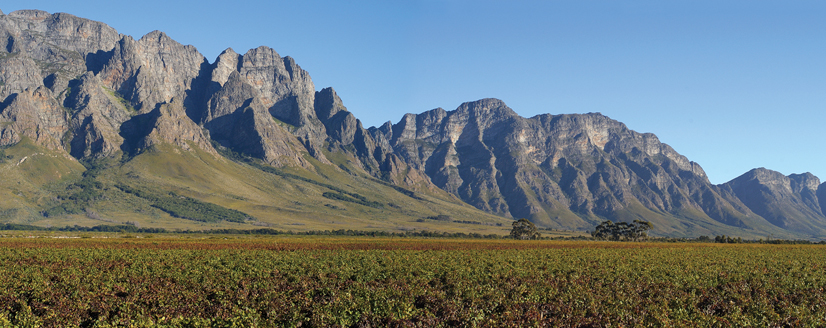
511;218;540;240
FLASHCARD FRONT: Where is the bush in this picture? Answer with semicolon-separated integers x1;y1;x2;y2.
322;192;384;209
425;215;452;221
116;184;254;223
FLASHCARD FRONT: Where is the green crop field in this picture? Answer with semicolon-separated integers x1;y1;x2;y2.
0;236;824;327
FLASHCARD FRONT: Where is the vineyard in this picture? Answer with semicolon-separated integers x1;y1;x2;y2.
0;237;824;327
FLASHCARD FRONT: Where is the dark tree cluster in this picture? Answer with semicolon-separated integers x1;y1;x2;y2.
426;215;452;221
510;218;541;240
591;220;652;241
116;184;253;223
714;235;742;243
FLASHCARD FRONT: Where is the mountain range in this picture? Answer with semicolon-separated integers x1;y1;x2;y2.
0;9;823;239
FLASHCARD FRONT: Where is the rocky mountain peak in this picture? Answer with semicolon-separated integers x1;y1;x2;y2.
734;168;790;189
789;172;821;193
238;46;318;128
3;10;119;55
451;99;519;134
456;98;512;115
313;87;359;145
722;168;826;234
8;10;51;20
212;48;241;86
202;69;310;168
98;28;208;113
0;9;120;99
139;30;171;43
386;99;519;149
314;87;346;121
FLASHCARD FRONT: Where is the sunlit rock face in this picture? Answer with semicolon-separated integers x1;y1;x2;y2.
373;98;756;232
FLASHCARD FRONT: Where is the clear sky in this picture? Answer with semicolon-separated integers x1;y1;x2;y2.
4;1;825;184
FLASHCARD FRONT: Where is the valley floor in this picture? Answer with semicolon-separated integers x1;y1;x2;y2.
0;236;823;327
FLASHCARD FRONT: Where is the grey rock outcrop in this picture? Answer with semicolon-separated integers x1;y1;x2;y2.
209;48;240;87
204;70;256;137
204;70;308;167
98;31;208;113
0;10;222;157
312;87;387;173
64;72;132;158
0;10;120;99
314;87;357;144
0;55;44;100
2;10;119;57
137;98;217;155
0;9;390;169
790;173;823;214
0;9;123;156
239;47;315;126
0;86;67;150
235;47;328;159
199;46;334;164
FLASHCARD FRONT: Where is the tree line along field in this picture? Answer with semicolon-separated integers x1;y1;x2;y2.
0;237;824;327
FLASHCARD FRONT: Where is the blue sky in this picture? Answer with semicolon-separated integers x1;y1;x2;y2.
4;1;825;184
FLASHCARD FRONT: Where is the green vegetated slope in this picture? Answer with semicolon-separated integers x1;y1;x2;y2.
0;138;86;223
0;140;514;234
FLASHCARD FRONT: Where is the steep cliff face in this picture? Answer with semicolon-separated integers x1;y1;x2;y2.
64;72;131;158
196;46;347;165
98;31;209;114
314;87;355;144
0;10;120;100
721;169;826;235
238;47;316;125
136;99;217;155
386;99;520;216
234;47;328;159
0;55;44;101
520;112;761;230
0;86;67;150
790;173;823;215
374;98;777;234
204;68;309;167
313;87;387;173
